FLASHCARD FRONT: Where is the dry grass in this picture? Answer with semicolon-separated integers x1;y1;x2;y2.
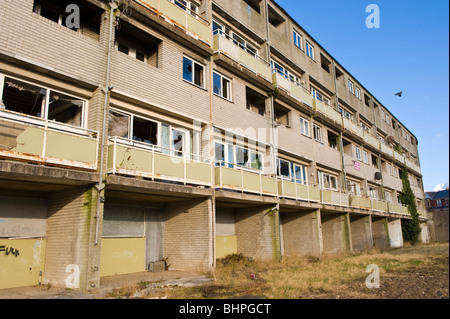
119;243;449;299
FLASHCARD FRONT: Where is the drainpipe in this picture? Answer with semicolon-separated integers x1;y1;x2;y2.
95;1;118;245
333;60;347;190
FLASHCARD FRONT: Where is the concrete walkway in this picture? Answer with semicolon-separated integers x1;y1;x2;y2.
0;270;213;299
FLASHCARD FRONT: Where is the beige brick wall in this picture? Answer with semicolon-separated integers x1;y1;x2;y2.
234;205;280;261
371;216;390;249
349;215;373;251
281;210;321;257
163;198;214;271
44;187;101;290
321;212;351;254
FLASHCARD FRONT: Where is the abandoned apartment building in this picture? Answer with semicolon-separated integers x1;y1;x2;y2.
0;0;429;291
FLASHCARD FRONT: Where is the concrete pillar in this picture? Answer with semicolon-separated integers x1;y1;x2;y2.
350;214;373;251
420;222;430;244
235;205;281;261
371;216;390;249
164;197;214;272
281;209;322;258
320;212;352;254
388;218;404;248
44;186;102;292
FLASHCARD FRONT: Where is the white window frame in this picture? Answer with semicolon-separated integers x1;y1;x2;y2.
300;117;310;137
369;186;378;200
355;87;361;99
356;147;362;161
348;80;354;94
293;30;303;50
363;151;369;164
183;56;205;89
348;180;361;196
305;41;314;60
213;71;232;101
318;171;338;191
116;41;147;63
313;124;322;143
0;74;88;132
277;158;308;185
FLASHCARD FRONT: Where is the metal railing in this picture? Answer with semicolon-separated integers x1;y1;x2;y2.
0;109;99;170
108;136;212;186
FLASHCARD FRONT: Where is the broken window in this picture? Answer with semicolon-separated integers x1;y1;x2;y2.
213;72;232;101
1;75;85;128
33;0;101;41
183;56;204;88
133;116;158;145
115;22;161;66
108;111;130;138
328;131;339;150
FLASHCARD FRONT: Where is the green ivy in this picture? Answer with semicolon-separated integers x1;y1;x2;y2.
399;167;421;245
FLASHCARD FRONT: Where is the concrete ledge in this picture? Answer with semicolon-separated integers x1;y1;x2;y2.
215;190;279;206
0;160;99;186
106;175;214;198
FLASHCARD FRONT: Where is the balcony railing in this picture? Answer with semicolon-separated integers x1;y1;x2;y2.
137;0;211;44
343;117;363;138
388;203;410;216
0;110;99;170
313;99;343;125
363;131;381;150
321;189;349;207
278;178;321;203
108;137;212;186
213;31;272;82
349;195;372;210
215;161;278;196
371;199;389;213
380;141;394;157
272;72;314;108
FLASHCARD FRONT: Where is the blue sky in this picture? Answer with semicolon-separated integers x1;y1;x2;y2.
275;0;449;192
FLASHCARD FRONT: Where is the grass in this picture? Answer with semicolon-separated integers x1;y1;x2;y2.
109;243;449;299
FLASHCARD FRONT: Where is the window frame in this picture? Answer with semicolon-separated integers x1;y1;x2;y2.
348;80;354;94
318;170;338;191
293;30;303;50
183;56;205;89
355;146;362;161
300;116;310;137
0;74;88;132
213;71;232;101
313;124;322;143
305;41;314;60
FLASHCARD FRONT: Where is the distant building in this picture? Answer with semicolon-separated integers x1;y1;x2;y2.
426;189;449;242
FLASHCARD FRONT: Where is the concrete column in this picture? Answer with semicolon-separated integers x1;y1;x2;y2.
235;205;281;261
320;212;352;254
388;218;404;248
420;222;430;244
350;214;373;251
371;216;390;249
281;209;322;258
164;197;214;272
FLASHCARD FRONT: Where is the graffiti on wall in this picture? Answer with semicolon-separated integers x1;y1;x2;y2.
0;245;20;257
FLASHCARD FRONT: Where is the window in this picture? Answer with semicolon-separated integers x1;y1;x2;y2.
235;146;263;170
313;124;322;143
305;42;314;59
216;141;263;171
300;117;310;137
311;87;330;106
360;121;370;133
213;72;231;100
355;87;361;99
356;147;362;161
363;151;369;164
387;164;393;176
328;131;339;150
371;154;379;168
183;56;204;88
33;0;101;40
246;87;266;116
293;30;302;49
318;171;338;190
277;159;308;185
172;0;199;16
348;80;354;94
348;180;361;196
1;75;86;128
232;33;257;56
369;186;378;200
384;191;392;203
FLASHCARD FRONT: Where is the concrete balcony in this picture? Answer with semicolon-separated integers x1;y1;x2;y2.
349;195;372;210
321;189;349;207
371;199;388;213
388;203;410;216
213;32;272;82
139;0;211;44
343;117;363;138
405;157;422;175
313;99;343;125
272;72;314;108
380;141;394;158
0;110;98;170
393;148;405;163
278;179;321;203
363;131;381;151
107;137;212;186
215;164;278;197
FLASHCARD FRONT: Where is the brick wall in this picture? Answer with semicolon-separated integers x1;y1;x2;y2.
163;197;214;271
349;215;373;251
321;212;351;253
281;209;321;257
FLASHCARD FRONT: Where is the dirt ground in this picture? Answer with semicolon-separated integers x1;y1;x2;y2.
300;255;449;299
